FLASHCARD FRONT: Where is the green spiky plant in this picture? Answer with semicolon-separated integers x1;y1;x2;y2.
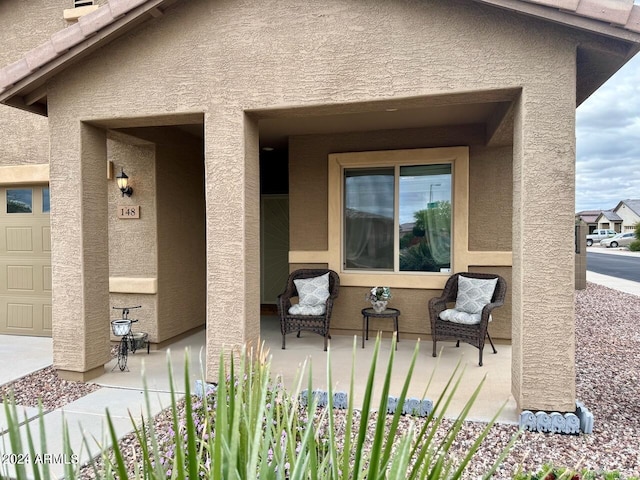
2;335;520;479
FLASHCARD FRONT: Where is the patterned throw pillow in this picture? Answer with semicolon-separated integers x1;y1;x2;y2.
454;276;498;314
294;273;330;307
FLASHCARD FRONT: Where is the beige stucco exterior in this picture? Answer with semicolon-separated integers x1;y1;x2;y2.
2;0;640;411
0;0;62;170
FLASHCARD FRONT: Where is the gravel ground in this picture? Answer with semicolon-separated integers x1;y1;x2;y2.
4;282;640;478
0;366;101;411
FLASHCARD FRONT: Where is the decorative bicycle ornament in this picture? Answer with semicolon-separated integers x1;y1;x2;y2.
110;305;145;372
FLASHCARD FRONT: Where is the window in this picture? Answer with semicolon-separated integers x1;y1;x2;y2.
399;165;451;272
344;164;452;273
42;188;50;213
7;189;33;213
328;147;468;288
344;168;394;269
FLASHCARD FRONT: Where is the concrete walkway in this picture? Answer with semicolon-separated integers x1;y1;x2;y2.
0;335;52;386
0;336;200;479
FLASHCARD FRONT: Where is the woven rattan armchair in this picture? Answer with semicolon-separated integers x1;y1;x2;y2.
278;269;340;351
428;272;506;366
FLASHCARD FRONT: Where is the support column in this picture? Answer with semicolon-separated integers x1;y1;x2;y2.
204;110;261;381
511;88;576;412
51;123;110;381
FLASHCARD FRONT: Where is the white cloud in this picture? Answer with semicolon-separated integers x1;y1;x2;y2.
575;53;640;211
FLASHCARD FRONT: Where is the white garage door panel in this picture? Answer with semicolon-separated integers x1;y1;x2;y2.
0;259;50;292
0;297;52;336
0;186;51;337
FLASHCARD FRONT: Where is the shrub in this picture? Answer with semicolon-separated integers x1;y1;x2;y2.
629;240;640;252
2;337;519;479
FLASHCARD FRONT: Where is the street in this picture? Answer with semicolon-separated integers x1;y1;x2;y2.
587;251;640;283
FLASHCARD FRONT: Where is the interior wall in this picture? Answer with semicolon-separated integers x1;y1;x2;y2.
156;140;206;342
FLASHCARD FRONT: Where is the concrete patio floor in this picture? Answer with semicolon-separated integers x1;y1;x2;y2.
1;317;515;479
95;316;517;424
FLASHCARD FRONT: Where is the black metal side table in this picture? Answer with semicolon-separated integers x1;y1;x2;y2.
361;307;401;349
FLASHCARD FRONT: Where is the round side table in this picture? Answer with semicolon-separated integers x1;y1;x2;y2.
361;307;401;349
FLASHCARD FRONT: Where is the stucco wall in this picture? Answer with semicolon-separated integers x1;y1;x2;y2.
0;1;67;63
0;0;64;168
468;146;513;251
107;139;158;277
156;142;206;342
42;0;582;407
51;123;111;377
107;137;159;341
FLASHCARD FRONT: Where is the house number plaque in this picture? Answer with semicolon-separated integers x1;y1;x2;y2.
117;205;140;219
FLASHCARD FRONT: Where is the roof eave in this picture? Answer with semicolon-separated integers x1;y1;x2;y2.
472;0;640;44
0;0;178;115
473;0;640;105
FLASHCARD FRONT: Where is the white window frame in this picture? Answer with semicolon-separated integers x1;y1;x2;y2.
328;147;469;289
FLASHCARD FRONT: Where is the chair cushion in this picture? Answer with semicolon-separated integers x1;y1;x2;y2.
454;276;498;314
288;304;326;316
294;272;330;307
439;308;493;325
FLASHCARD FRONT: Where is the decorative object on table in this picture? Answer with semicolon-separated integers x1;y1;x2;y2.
366;286;392;313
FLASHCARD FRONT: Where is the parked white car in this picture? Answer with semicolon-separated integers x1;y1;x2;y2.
600;232;636;248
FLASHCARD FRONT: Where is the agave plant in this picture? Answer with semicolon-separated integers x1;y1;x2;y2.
2;335;519;479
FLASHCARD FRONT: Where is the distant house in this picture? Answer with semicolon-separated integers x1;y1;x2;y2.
399;223;416;236
613;199;640;232
579;200;640;234
595;210;623;233
575;210;603;233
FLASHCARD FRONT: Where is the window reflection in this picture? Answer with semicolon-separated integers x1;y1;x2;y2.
343;164;452;272
7;189;33;213
344;168;394;269
42;188;50;213
399;165;452;272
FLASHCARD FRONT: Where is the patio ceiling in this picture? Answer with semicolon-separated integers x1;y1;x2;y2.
253;90;518;151
96;92;517;151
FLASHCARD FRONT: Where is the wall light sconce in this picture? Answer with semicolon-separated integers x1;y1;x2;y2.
116;168;133;197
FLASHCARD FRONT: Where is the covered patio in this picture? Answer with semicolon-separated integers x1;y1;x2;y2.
6;0;639;416
94;317;517;424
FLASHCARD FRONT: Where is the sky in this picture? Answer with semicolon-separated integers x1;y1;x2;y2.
575;52;640;212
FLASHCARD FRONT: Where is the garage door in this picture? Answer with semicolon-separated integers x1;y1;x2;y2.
0;186;52;336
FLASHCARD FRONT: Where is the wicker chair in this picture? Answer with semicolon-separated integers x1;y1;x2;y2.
278;269;340;351
428;272;506;366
